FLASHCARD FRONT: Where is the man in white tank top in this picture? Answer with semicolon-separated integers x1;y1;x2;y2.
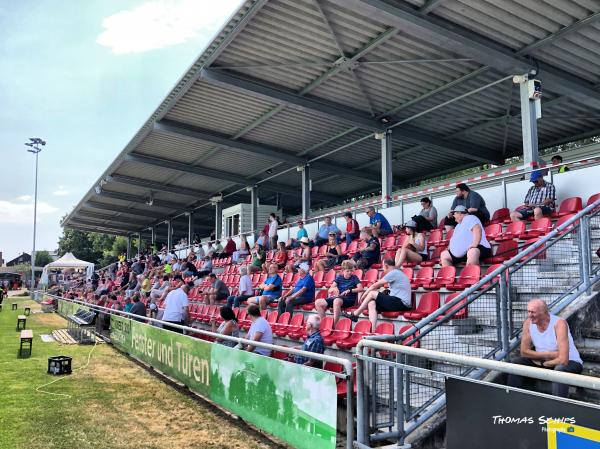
507;299;583;397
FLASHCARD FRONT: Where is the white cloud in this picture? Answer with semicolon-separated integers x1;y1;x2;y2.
96;0;243;54
0;200;59;224
16;195;32;201
53;185;70;196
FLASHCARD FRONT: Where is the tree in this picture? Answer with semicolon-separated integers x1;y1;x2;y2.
34;250;53;267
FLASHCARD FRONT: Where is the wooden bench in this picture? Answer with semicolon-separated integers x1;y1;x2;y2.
12;303;17;311
16;315;26;331
24;307;31;316
20;330;33;356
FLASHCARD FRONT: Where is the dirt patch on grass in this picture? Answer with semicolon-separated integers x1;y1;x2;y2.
31;313;66;328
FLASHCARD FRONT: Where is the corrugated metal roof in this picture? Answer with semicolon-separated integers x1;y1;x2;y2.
63;0;600;236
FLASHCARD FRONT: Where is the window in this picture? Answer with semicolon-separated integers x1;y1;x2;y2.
226;214;240;237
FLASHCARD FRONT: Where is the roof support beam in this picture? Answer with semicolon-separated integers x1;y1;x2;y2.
97;189;189;210
124;153;343;203
77;210;152;226
84;201;167;219
199;69;386;132
67;226;130;237
154;119;380;184
69;219;142;233
108;174;213;198
329;0;600;111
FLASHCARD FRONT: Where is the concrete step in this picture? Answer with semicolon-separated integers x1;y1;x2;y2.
579;348;600;364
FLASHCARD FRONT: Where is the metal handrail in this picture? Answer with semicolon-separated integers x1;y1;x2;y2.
392;197;600;344
46;293;355;449
357;341;600;391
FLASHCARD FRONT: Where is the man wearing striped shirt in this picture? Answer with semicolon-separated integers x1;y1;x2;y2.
510;171;556;222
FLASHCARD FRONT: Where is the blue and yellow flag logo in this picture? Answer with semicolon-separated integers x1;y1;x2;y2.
548;420;600;448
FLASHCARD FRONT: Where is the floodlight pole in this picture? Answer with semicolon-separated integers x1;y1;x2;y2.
25;137;45;292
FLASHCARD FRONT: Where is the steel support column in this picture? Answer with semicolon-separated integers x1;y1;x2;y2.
126;235;132;260
187;212;194;245
167;220;173;250
250;186;258;240
151;227;156;250
519;78;540;166
381;130;393;208
137;232;142;256
301;164;311;220
214;202;223;240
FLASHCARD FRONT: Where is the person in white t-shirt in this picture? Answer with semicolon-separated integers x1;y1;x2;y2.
245;304;273;356
268;213;279;251
162;277;190;334
441;205;491;266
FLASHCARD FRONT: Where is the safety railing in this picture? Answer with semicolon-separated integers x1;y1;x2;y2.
42;294;355;449
362;197;600;440
353;342;600;448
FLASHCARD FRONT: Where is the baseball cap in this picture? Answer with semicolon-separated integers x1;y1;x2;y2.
403;219;418;228
451;205;468;213
530;171;543;182
298;262;310;272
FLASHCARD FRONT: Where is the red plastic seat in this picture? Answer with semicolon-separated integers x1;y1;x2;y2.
346;240;359;256
398;324;421;347
313;271;325;287
554;213;578;235
317;316;335;341
322;269;337;288
490;208;510;225
271;312;290;333
362;268;379;287
421;246;444;267
435;293;469;321
425;266;456;290
236;308;247;323
497;221;526;241
336;320;372;349
439;228;454;246
448;265;481;290
484;223;502;241
282;272;294;288
401;268;414;284
412;267;433;288
586;192;600;208
552;196;582;218
323;318;351;346
427;229;443;247
481;264;503;289
311;245;320;259
484;240;518;264
381;235;397;251
404;292;440;320
283;314;305;338
524;217;552;238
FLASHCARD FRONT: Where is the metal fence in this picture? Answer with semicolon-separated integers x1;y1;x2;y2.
362;198;600;443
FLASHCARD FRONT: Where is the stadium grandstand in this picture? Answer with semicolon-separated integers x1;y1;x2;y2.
38;1;600;448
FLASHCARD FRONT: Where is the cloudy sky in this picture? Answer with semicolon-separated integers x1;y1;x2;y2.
0;0;243;262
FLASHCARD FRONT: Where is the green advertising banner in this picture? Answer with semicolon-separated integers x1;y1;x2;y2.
110;315;211;397
108;315;338;449
210;345;337;449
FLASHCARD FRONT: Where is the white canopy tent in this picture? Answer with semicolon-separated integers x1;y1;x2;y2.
40;252;95;285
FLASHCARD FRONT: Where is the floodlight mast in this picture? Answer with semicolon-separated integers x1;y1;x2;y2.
24;137;45;291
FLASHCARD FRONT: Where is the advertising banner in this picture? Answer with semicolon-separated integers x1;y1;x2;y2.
109;315;338;449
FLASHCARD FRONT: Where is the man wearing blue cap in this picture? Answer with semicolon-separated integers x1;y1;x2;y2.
510;171;556;222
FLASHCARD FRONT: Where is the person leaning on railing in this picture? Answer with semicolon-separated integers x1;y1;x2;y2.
507;299;583;398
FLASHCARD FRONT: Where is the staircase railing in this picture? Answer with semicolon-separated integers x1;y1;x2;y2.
360;198;600;442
